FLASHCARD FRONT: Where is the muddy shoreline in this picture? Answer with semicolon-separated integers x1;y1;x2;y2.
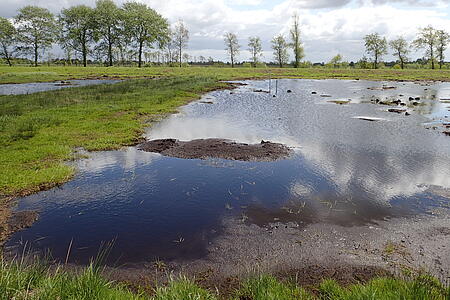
0;202;38;249
4;208;450;298
100;208;449;296
138;138;293;161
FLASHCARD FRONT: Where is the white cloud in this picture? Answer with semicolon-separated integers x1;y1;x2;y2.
227;0;263;6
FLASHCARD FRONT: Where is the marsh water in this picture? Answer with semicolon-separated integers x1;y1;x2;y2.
6;79;450;265
0;79;120;95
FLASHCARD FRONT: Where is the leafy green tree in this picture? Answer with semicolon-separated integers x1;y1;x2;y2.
15;6;57;67
172;20;189;68
94;0;122;66
224;32;240;68
364;33;387;69
413;26;438;69
329;54;343;68
248;36;262;67
290;13;304;68
271;34;289;68
436;29;450;69
59;5;96;67
0;17;16;66
122;2;169;68
389;37;409;69
356;56;370;69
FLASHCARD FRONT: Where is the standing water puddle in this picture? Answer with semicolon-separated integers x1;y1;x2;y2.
0;79;121;95
6;79;450;265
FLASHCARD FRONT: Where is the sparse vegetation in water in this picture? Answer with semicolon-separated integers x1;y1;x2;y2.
0;259;449;299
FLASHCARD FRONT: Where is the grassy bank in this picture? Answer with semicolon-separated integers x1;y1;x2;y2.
0;76;225;198
1;259;449;299
1;66;450;84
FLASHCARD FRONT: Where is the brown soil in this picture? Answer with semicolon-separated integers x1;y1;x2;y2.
98;210;450;298
0;200;38;248
388;108;407;114
138;139;293;162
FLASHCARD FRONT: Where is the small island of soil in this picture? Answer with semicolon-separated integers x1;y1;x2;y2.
138;138;293;162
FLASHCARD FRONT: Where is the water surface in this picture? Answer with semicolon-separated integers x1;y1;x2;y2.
0;79;120;95
6;79;450;265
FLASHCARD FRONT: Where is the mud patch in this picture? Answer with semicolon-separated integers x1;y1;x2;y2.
1;208;38;248
328;100;351;105
387;108;407;114
138;139;293;162
353;116;385;122
8;211;39;233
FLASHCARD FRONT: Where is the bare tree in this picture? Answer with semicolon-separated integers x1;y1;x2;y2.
364;33;387;69
436;29;450;69
389;37;409;69
290;13;304;68
182;52;190;63
248;36;262;67
173;20;189;67
224;32;240;68
271;34;289;68
160;32;176;64
413;25;438;69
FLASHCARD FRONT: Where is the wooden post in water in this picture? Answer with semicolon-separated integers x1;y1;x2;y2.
269;76;271;94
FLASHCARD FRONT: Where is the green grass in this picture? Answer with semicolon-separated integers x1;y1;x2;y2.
152;277;217;300
1;259;449;299
0;259;145;300
317;276;449;300
0;76;225;197
1;66;450;84
232;275;314;300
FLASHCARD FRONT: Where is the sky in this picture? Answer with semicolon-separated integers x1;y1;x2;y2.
2;0;450;63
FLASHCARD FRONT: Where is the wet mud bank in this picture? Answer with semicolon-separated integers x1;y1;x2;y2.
0;206;38;248
138;138;293;161
103;209;449;293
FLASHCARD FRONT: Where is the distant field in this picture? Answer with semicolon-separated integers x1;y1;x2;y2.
1;66;450;84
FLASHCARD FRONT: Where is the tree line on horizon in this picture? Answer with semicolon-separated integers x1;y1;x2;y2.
0;0;190;68
364;27;450;70
0;2;449;69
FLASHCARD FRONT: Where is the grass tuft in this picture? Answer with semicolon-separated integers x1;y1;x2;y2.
317;276;449;300
232;275;314;300
152;277;217;300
